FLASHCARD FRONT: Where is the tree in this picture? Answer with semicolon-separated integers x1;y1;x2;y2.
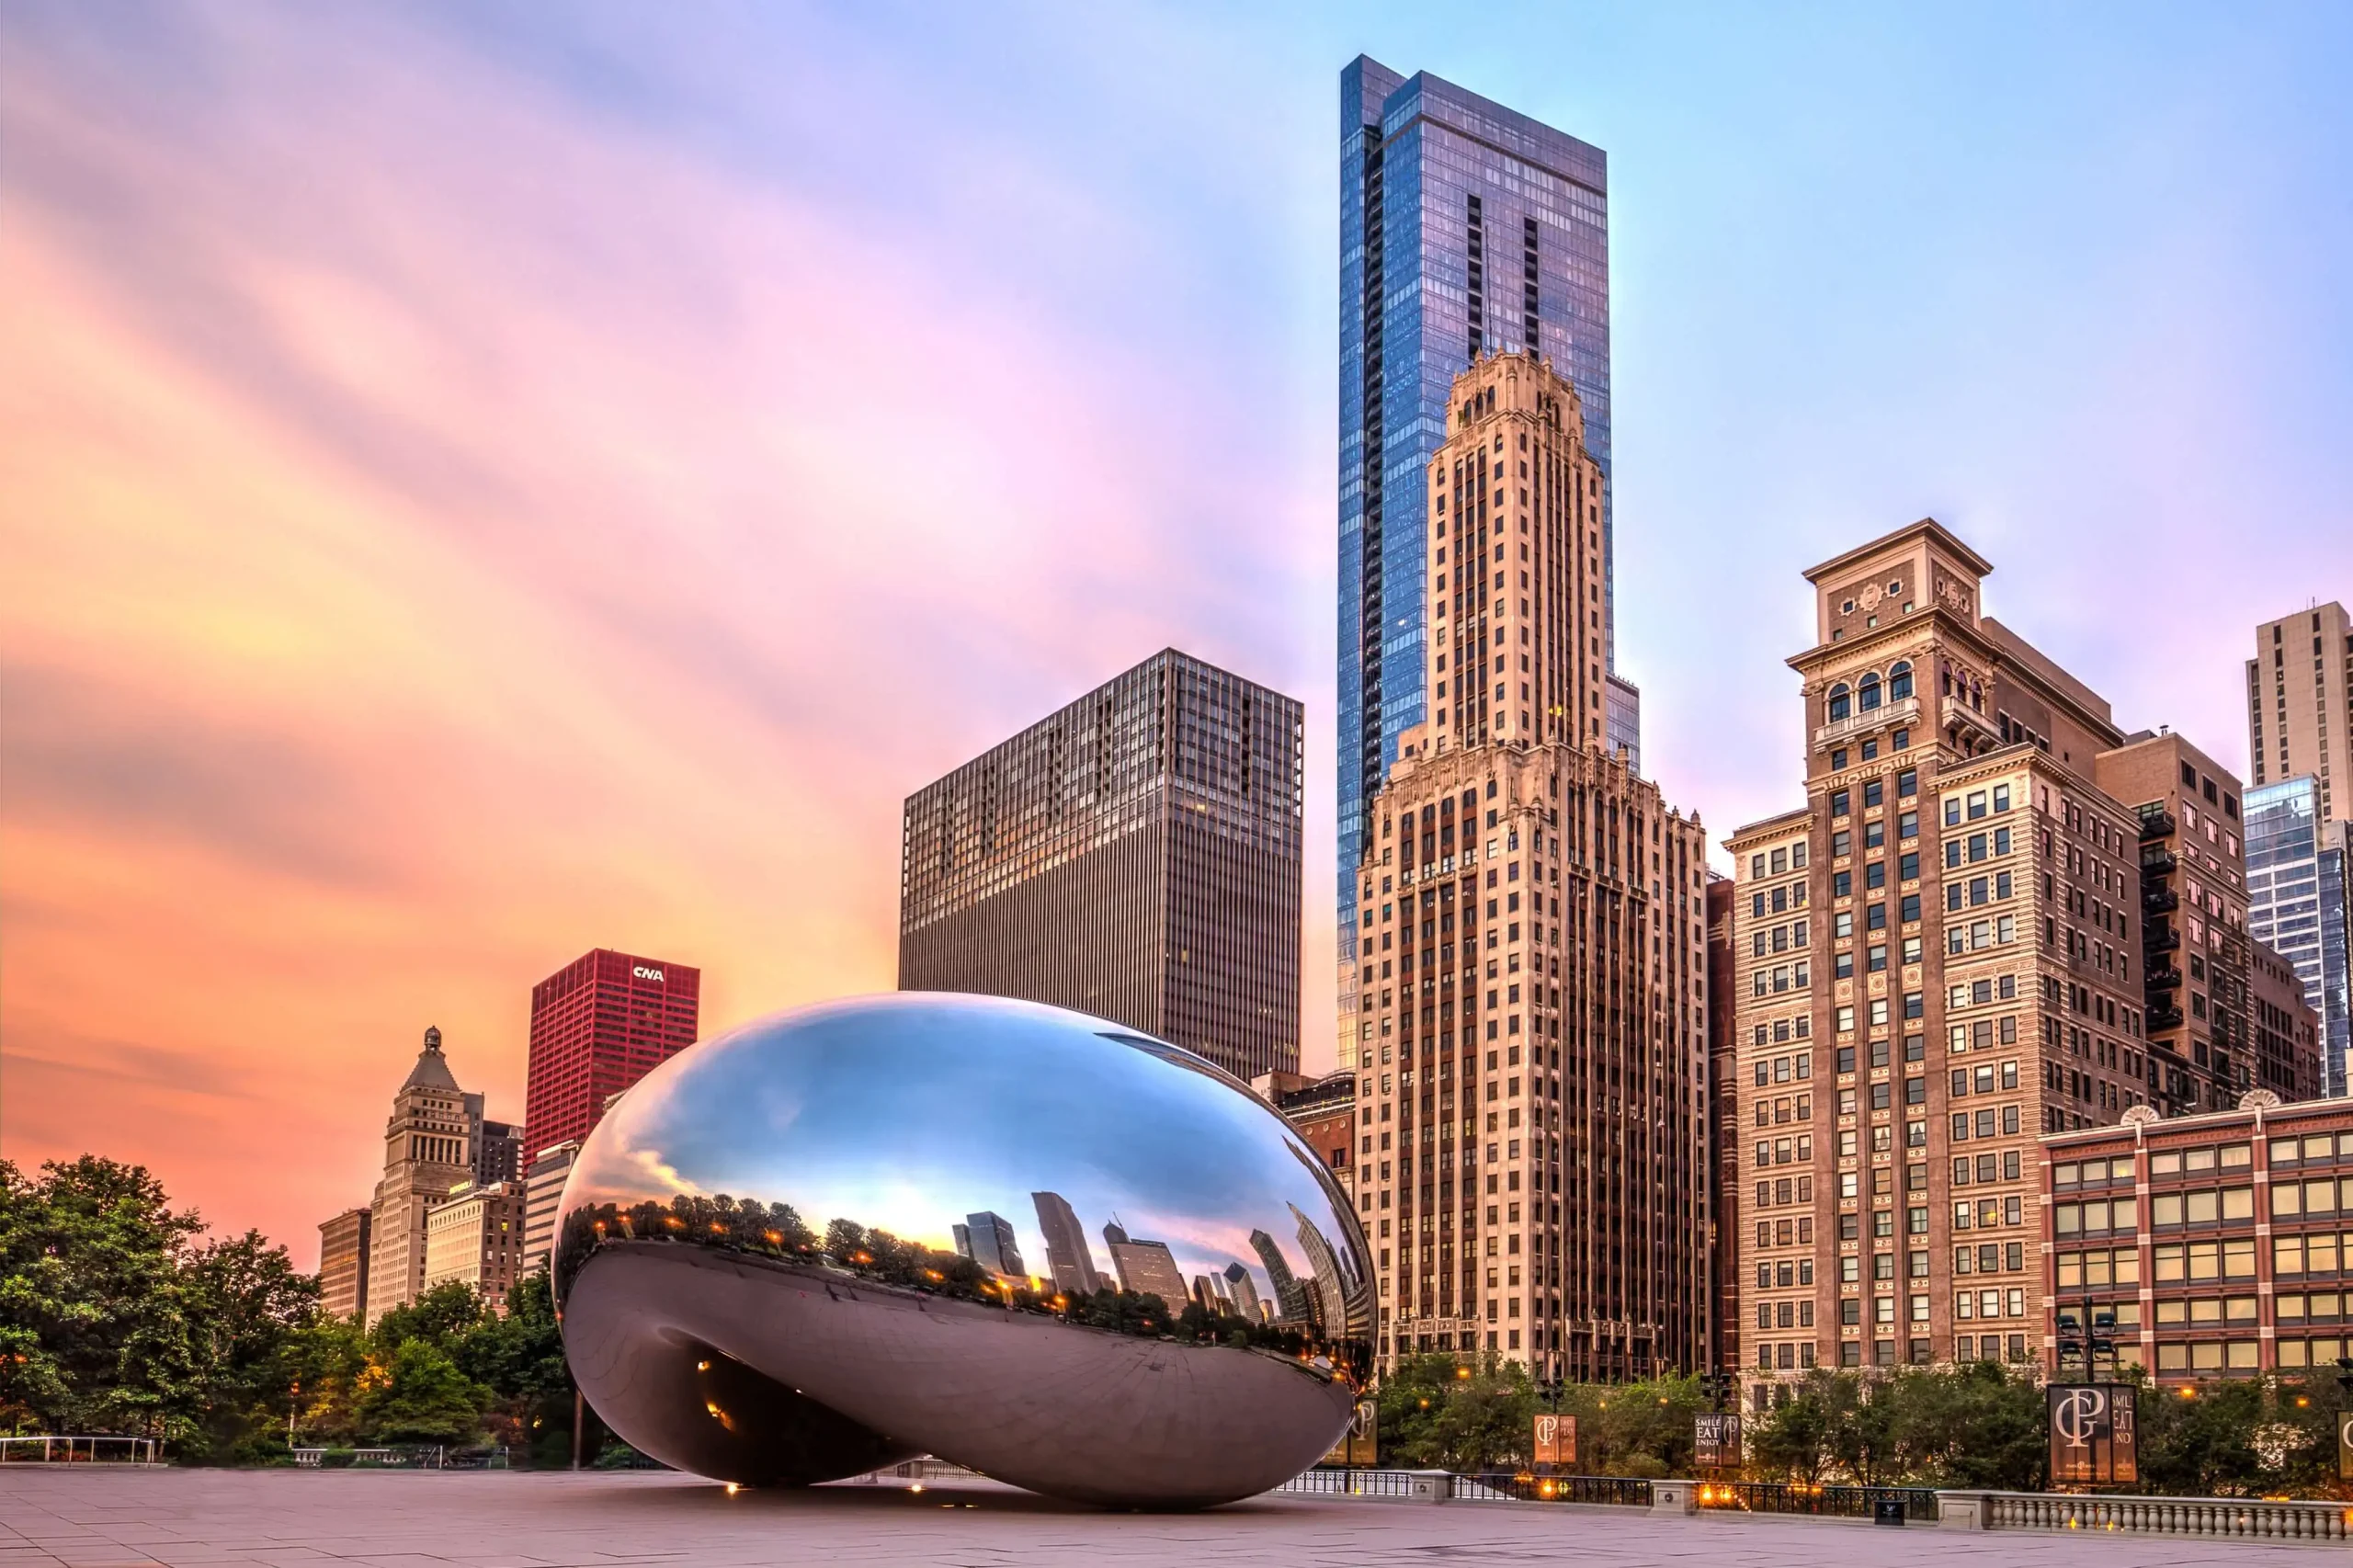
0;1157;210;1442
373;1280;483;1351
358;1339;485;1447
180;1229;320;1462
2138;1379;2269;1497
1887;1361;2044;1489
1376;1354;1535;1471
1748;1371;1839;1482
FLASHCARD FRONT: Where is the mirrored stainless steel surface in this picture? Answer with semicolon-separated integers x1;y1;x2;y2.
553;993;1370;1507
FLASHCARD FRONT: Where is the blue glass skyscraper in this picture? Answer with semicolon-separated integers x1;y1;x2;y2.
1337;56;1632;983
2246;776;2353;1096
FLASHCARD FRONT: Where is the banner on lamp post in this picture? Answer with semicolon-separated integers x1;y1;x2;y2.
1694;1412;1743;1469
2047;1383;2137;1485
1532;1412;1576;1468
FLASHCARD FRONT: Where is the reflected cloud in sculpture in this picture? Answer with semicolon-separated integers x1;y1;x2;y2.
552;993;1370;1507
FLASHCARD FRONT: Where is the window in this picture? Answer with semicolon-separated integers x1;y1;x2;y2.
1828;684;1851;722
1889;663;1913;700
1859;673;1881;711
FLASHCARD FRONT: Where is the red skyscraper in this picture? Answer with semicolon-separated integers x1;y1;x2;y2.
524;949;699;1154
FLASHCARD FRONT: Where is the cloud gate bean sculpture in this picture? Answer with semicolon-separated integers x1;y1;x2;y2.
553;994;1372;1508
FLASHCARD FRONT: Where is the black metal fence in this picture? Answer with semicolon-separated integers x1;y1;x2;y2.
1461;1472;1654;1506
1697;1481;1938;1521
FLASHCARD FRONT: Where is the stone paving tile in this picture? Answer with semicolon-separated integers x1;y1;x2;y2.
0;1469;2337;1567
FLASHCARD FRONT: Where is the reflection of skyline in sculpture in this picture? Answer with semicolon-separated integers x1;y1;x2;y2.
1222;1261;1263;1323
551;993;1373;1506
1251;1227;1311;1324
958;1210;1023;1278
1031;1190;1104;1296
1108;1230;1188;1306
1291;1203;1349;1336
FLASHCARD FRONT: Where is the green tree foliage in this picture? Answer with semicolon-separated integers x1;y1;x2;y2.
357;1339;485;1446
1377;1354;1537;1471
0;1154;583;1460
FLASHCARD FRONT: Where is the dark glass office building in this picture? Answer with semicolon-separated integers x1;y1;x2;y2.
898;650;1302;1082
1338;57;1631;984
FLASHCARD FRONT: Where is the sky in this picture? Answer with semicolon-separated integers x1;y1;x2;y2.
3;2;2348;1257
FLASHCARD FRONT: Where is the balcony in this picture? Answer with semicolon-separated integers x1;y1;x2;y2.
2138;805;2177;841
2143;925;2180;954
1813;697;1919;753
2146;1005;2185;1032
2143;887;2179;915
2139;847;2177;877
2145;966;2183;991
1941;697;2001;745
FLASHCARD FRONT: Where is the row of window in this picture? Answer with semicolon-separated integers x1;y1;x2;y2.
1824;663;1915;720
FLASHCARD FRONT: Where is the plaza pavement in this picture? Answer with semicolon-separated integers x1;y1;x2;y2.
0;1467;2325;1567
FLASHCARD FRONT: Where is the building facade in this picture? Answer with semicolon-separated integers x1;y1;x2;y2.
1260;1069;1358;1181
1706;872;1743;1373
1338;58;1631;1058
2251;940;2325;1101
520;1139;580;1280
364;1028;477;1325
1353;353;1710;1382
422;1179;526;1314
470;1110;522;1188
524;949;699;1156
2247;601;2351;825
2245;775;2353;1096
316;1207;370;1323
2088;732;2252;1114
2042;1095;2353;1382
1726;520;2194;1393
898;649;1303;1083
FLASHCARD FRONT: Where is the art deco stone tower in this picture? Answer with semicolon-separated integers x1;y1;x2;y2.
363;1027;474;1325
1354;351;1711;1381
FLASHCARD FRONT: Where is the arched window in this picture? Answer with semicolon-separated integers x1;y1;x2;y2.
1889;661;1913;700
1859;672;1882;711
1827;683;1851;722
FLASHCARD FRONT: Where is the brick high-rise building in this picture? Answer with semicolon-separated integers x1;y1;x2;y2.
2250;939;2325;1101
1726;518;2293;1397
2089;732;2251;1115
315;1207;369;1322
897;649;1303;1083
524;949;699;1155
1353;352;1710;1382
2247;601;2351;826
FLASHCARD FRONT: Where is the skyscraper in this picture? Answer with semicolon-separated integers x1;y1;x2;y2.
2247;601;2352;827
898;649;1303;1082
1222;1260;1264;1323
315;1207;370;1322
960;1210;1025;1278
524;949;699;1155
364;1027;476;1324
1251;1226;1311;1324
1340;57;1629;1027
1354;353;1710;1380
2246;776;2353;1096
1031;1190;1105;1296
